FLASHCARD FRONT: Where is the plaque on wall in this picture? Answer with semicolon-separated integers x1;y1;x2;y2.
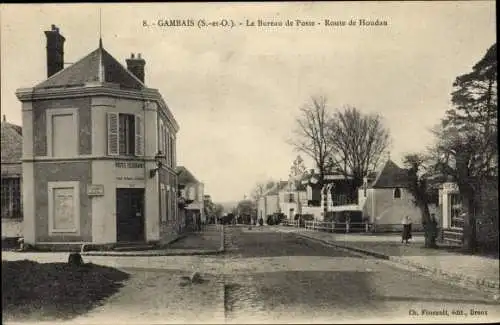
87;184;105;196
53;188;75;230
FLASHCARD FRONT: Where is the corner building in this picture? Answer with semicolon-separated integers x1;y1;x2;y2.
16;25;180;247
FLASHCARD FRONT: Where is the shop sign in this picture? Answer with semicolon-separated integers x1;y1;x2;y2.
87;184;105;196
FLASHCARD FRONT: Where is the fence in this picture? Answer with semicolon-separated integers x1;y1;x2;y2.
282;219;372;233
442;217;499;248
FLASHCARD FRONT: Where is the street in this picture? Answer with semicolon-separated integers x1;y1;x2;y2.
3;226;499;324
221;226;499;323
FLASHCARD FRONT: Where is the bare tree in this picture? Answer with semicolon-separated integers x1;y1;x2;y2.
289;96;334;217
326;106;391;200
250;180;277;202
290;96;333;185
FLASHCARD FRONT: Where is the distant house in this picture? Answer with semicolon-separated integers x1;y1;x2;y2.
279;177;308;220
1;116;24;240
257;181;290;221
176;166;205;225
358;159;437;231
1;115;23;220
300;172;359;220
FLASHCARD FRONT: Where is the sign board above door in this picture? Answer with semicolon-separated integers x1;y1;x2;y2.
87;184;105;196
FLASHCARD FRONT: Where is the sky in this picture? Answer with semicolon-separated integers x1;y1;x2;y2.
0;2;496;203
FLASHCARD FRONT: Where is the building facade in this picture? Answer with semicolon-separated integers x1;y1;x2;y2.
16;25;179;246
358;159;437;231
1;116;24;239
176;166;205;225
1;115;23;220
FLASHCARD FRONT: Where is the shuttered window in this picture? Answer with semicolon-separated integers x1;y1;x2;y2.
107;113;119;155
159;120;164;154
164;126;168;160
172;136;176;168
135;115;143;156
107;113;143;156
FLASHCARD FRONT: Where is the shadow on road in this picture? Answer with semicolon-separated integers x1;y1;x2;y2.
228;230;364;258
2;260;130;322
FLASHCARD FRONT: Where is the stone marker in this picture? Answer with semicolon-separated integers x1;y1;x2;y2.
68;252;84;266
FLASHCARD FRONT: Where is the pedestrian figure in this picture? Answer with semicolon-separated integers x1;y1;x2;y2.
401;215;412;244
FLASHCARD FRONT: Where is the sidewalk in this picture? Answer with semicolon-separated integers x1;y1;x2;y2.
81;225;224;257
278;227;500;294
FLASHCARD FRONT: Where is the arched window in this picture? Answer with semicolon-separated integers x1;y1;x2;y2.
394;187;401;199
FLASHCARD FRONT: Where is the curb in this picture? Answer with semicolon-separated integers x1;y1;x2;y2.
82;226;226;257
295;232;500;295
82;249;223;257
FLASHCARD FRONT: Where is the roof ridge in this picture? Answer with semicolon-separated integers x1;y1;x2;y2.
35;46;146;90
101;48;146;88
35;48;100;88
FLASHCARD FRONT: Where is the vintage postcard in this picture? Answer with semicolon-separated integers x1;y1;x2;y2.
1;2;498;324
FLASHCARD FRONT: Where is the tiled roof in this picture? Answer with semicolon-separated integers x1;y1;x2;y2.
1;121;22;168
370;159;409;188
175;166;199;184
35;46;144;90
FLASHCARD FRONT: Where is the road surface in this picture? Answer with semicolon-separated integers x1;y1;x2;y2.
3;225;499;324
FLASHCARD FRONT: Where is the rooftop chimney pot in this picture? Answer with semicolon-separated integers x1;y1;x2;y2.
45;24;65;78
126;53;146;84
131;53;135;59
2;115;6;122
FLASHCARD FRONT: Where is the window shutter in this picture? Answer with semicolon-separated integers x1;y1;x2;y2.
172;136;176;168
135;115;143;156
167;135;172;167
107;112;119;155
163;127;169;159
159;120;164;154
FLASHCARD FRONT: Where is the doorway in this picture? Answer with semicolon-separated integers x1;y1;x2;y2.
116;188;145;242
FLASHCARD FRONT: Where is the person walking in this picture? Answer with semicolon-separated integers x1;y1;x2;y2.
401;215;412;244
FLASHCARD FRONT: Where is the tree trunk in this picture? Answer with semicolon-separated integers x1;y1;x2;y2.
461;191;477;252
419;202;437;248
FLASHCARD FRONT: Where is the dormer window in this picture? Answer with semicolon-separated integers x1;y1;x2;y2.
394;187;401;199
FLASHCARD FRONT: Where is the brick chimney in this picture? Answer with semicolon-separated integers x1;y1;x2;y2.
126;53;146;83
44;24;65;78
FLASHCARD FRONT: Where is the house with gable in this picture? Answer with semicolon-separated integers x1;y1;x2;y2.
176;166;205;226
257;180;290;221
358;159;437;231
15;25;180;248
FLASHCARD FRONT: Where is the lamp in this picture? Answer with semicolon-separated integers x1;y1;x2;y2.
149;151;166;178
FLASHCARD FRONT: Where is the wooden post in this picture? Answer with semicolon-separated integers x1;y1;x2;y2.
365;222;369;233
346;221;350;233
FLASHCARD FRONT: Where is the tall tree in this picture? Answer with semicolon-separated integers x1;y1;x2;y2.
289;155;308;214
403;154;438;248
289;96;333;217
213;203;225;218
326;106;391;201
250;180;277;202
432;43;497;252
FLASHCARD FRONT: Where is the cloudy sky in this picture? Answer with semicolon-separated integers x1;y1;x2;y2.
0;2;496;203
